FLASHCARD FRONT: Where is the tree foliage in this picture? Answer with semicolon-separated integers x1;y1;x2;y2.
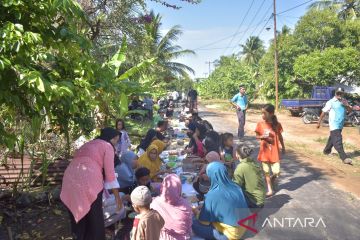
294;47;360;85
197;56;254;99
239;36;265;65
0;0;193;162
199;6;360;103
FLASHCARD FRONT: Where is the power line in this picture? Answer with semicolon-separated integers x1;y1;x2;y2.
222;0;256;56
231;0;267;54
196;46;238;51
277;0;314;15
277;14;302;19
193;0;314;54
191;30;247;51
195;16;271;52
255;14;273;38
248;3;274;40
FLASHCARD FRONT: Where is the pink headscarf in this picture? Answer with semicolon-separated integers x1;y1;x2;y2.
206;151;221;163
151;174;193;239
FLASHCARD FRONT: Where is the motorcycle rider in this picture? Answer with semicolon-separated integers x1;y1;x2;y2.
317;88;352;165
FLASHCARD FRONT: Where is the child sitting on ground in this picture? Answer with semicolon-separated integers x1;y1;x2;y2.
220;132;237;176
233;145;265;211
130;186;164;240
135;167;161;196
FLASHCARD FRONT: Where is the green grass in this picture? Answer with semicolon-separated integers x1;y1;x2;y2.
314;137;359;151
287;140;360;168
314;137;328;144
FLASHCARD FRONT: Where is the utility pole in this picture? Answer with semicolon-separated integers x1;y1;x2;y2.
273;0;279;112
205;61;214;76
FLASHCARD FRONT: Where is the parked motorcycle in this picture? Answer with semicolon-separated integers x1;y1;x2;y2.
301;108;326;124
302;107;360;126
348;110;360;127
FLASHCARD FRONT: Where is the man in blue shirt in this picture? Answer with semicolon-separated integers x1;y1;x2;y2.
317;88;352;165
231;85;249;139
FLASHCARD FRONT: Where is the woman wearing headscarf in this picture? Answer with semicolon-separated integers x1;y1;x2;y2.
152;139;167;153
192;162;250;240
151;174;193;240
137;129;158;157
61;127;123;240
115;151;138;194
138;143;168;181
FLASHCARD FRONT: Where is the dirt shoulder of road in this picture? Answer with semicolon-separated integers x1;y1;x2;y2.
201;99;360;199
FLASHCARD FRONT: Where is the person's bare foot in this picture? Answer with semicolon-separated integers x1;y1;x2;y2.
266;192;274;198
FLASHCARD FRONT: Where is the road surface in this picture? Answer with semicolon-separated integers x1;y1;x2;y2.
199;107;360;240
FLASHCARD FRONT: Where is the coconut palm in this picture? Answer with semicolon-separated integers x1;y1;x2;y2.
239;36;265;65
281;25;292;36
309;0;360;19
142;11;195;79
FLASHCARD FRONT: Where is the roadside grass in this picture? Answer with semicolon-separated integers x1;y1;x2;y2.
287;140;360;170
201;98;264;113
314;137;360;151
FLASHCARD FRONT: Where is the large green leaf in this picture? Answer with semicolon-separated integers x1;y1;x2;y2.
117;57;156;82
106;38;127;78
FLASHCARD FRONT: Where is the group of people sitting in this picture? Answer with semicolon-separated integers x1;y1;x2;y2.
60;102;285;240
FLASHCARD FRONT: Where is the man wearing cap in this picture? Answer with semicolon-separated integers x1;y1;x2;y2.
231;85;248;139
317;88;352;164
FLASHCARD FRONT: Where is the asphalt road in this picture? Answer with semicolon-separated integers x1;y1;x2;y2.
199;108;360;240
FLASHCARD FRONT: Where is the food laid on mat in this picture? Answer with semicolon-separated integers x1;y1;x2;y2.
180;172;196;183
159;151;170;159
169;150;178;155
168;155;178;162
167;161;177;168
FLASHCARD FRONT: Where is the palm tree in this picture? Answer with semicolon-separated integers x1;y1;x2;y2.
280;25;291;36
143;11;195;79
309;0;359;20
239;36;265;65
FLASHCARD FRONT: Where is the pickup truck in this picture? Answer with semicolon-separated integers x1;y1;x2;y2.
281;86;335;116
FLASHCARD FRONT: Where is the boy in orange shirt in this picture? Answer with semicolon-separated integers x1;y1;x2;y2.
255;104;285;197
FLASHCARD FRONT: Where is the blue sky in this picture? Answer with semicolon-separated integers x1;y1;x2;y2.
146;0;314;78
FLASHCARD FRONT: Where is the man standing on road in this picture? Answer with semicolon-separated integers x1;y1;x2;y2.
317;88;352;165
187;88;198;113
231;85;248;139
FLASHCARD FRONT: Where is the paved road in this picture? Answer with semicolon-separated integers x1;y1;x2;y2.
199;108;360;240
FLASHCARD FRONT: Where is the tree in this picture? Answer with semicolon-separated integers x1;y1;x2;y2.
309;0;360;19
294;47;360;85
294;9;343;51
139;11;195;83
197;56;254;99
239;36;265;65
